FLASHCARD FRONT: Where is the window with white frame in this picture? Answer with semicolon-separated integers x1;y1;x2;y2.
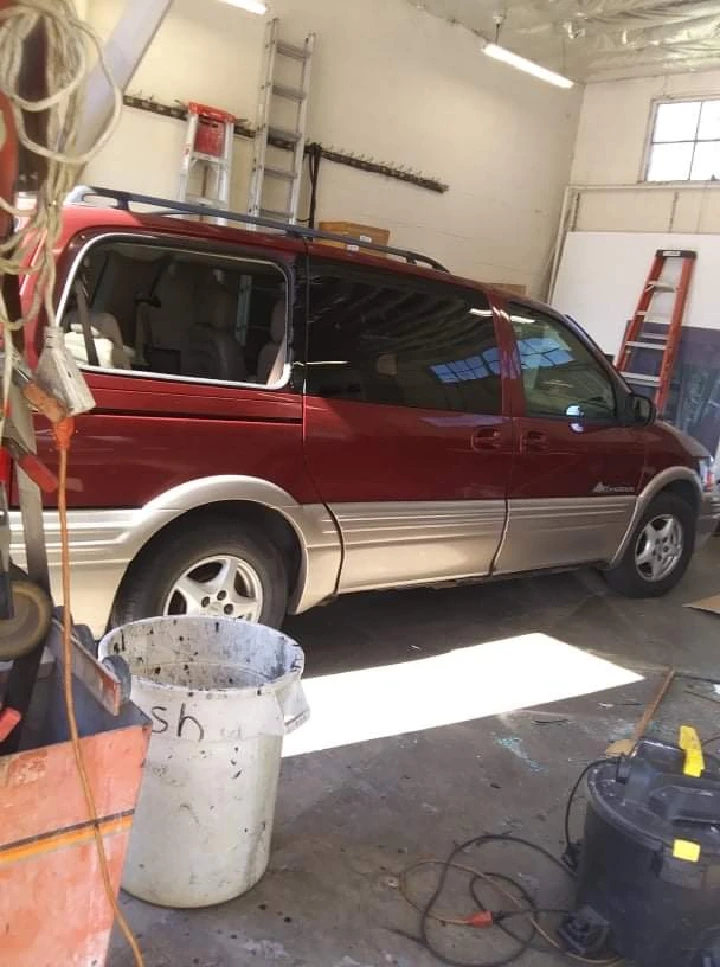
646;99;720;182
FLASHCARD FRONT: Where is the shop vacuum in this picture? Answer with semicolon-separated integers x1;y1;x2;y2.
559;730;720;967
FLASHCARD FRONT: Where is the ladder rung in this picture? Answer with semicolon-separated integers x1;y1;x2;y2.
268;125;302;144
648;281;677;292
277;40;310;61
190;152;228;166
626;340;667;350
264;165;297;181
186;195;229;208
621;372;660;386
637;317;670;326
261;208;293;220
272;83;306;102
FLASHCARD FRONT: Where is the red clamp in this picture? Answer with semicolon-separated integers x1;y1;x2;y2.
3;438;58;494
0;706;21;743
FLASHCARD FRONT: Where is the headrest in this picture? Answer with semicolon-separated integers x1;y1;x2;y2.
194;281;237;331
270;300;286;343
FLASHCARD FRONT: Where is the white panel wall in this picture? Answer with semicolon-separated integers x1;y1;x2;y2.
553;231;720;355
570;71;720;233
83;0;581;294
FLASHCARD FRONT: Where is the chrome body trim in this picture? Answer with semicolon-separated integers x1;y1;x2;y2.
493;496;636;575
330;500;507;593
10;476;342;636
608;467;702;568
56;231;294;393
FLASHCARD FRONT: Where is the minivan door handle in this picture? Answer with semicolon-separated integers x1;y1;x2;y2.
471;427;502;451
522;430;549;453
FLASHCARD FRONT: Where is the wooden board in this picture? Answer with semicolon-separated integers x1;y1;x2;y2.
0;669;150;967
484;282;527;296
685;594;720;616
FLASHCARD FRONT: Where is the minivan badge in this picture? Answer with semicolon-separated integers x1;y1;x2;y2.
593;482;635;496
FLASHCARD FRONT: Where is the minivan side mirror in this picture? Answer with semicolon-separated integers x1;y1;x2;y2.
629;392;657;427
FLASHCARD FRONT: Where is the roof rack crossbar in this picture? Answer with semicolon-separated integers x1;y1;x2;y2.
66;185;449;273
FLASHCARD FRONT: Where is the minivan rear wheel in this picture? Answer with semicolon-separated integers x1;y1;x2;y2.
603;493;695;598
112;520;288;629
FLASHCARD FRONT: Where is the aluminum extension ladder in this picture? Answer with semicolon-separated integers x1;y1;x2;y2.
178;102;235;217
616;249;697;415
247;18;315;224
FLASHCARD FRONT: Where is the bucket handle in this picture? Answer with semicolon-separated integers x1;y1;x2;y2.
278;680;310;735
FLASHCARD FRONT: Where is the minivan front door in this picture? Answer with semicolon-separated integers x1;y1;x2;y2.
302;261;513;594
494;302;646;575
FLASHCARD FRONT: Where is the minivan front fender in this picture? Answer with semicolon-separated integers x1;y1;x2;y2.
608;467;701;569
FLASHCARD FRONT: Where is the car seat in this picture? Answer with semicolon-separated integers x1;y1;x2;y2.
185;274;246;382
63;308;133;370
256;300;287;384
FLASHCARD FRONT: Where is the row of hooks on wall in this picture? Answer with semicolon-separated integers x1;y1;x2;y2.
123;94;449;194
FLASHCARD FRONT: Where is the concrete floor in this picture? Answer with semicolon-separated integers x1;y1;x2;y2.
110;541;720;967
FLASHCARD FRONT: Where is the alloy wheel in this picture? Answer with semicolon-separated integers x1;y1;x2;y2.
634;514;684;583
163;555;264;621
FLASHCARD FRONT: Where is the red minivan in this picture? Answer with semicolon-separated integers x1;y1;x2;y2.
13;187;720;636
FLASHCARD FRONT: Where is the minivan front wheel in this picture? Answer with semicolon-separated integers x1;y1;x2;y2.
113;520;289;629
604;493;695;598
164;554;265;622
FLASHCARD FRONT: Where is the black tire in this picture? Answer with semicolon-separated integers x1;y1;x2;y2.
112;518;288;629
603;492;696;598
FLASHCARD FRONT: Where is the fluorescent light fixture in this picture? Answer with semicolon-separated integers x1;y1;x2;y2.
217;0;267;13
484;42;574;89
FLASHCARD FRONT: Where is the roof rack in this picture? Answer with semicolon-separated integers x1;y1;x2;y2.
66;186;449;273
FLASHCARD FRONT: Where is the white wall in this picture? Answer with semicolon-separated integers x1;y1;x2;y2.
83;0;581;294
570;71;720;233
553;232;720;356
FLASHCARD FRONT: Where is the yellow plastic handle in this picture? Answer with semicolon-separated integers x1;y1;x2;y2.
679;725;705;778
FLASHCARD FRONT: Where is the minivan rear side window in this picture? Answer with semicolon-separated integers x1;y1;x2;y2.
508;303;617;422
306;266;502;415
59;240;289;387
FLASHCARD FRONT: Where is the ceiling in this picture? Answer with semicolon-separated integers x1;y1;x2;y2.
410;1;720;82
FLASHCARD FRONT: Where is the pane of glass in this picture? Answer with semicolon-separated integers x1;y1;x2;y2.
690;141;720;181
509;307;616;422
307;276;503;415
647;141;694;181
653;101;701;143
698;100;720;140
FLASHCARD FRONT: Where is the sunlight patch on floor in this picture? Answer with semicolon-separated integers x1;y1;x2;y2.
283;633;643;757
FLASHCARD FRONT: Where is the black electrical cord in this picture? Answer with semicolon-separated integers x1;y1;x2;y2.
297;143;322;228
398;760;624;967
412;836;541;967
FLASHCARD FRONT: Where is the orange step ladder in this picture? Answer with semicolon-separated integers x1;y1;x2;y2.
616;249;697;414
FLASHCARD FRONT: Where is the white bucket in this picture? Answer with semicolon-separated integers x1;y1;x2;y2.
98;616;309;909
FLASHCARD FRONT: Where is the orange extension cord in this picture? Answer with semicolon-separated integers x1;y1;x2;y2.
55;419;145;967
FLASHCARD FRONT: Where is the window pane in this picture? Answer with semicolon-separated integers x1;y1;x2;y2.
509;305;616;422
307;273;502;415
653;101;701;143
62;242;288;385
690;141;720;181
647;141;694;181
698;100;720;140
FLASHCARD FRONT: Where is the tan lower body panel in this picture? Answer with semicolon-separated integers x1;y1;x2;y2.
494;496;636;575
331;500;507;593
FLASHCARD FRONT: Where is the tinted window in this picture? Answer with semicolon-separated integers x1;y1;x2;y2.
60;241;289;386
509;304;616;422
307;270;502;415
